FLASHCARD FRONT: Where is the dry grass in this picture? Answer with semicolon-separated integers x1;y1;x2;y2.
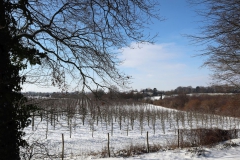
94;143;163;158
152;94;240;117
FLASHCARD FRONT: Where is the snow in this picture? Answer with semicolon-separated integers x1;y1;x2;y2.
21;103;240;159
92;139;240;160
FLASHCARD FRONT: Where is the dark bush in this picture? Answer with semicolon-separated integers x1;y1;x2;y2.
179;128;238;147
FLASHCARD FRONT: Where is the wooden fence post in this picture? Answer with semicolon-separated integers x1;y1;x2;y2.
234;129;237;138
108;133;110;157
32;112;34;131
46;113;48;139
178;129;180;148
147;131;149;153
62;134;64;160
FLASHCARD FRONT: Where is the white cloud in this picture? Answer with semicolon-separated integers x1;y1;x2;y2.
119;42;180;68
118;42;210;90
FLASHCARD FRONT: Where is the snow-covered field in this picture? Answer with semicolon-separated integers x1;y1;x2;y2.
21;102;240;159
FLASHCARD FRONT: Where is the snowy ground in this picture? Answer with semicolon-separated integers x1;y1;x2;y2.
21;103;240;159
90;139;240;160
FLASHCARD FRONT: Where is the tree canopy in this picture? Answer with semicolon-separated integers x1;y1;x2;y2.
190;0;240;88
12;0;160;92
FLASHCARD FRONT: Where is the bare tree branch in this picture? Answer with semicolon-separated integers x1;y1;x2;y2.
189;0;240;88
12;0;161;92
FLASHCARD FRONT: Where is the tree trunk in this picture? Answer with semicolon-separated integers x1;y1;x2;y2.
0;1;28;159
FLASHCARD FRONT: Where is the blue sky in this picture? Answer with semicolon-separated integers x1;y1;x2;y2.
22;0;212;92
118;0;211;91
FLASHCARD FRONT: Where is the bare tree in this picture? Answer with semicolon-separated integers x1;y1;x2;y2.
16;0;161;92
189;0;240;88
